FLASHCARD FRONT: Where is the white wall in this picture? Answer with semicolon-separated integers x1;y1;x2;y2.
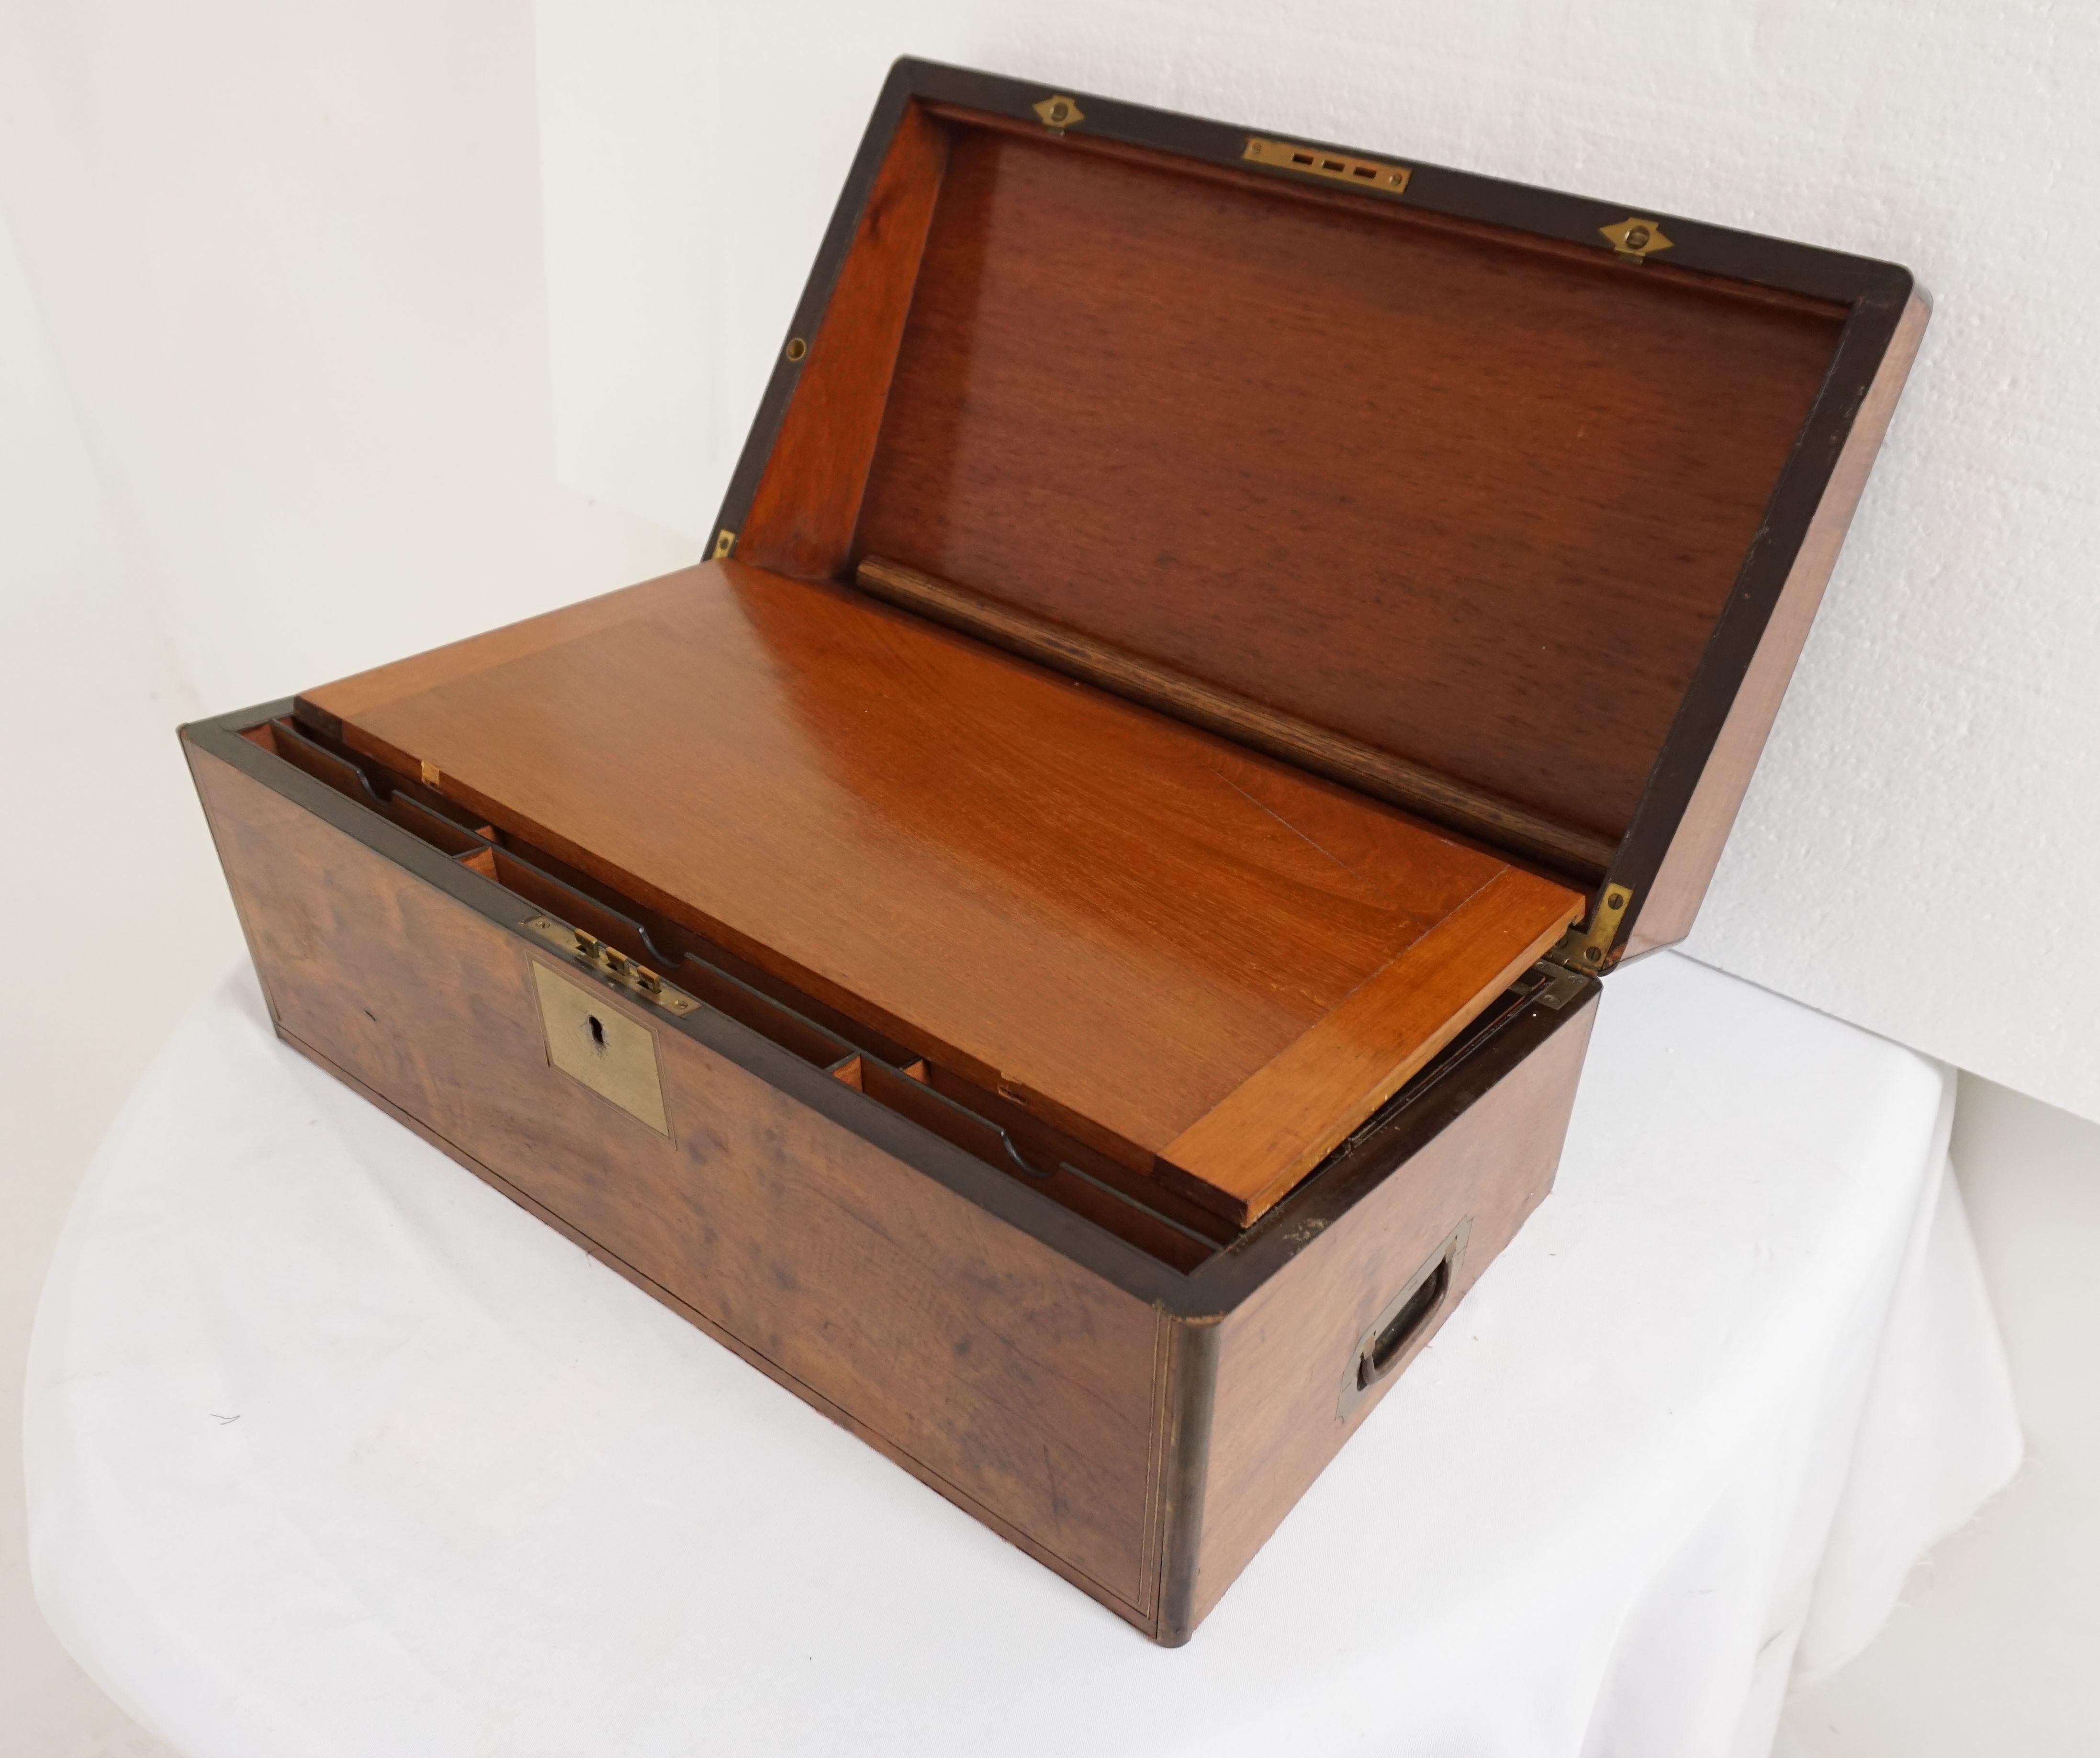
531;0;2100;1128
0;201;205;1758
0;0;697;713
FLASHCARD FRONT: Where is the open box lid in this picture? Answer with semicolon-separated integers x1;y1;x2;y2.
713;58;1928;972
295;60;1927;1233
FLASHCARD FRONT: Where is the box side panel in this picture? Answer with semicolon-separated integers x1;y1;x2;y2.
188;743;1164;1623
1180;996;1598;1633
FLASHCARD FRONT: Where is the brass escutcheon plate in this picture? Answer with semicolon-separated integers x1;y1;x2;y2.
533;961;671;1136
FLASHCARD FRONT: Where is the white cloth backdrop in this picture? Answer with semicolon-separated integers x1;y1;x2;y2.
27;952;2018;1758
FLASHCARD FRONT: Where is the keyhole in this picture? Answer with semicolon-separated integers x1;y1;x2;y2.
587;1014;606;1051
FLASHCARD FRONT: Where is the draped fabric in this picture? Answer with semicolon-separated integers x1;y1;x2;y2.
26;953;2018;1758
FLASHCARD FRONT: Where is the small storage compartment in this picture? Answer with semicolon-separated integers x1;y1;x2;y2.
290;563;1585;1229
239;710;1578;1274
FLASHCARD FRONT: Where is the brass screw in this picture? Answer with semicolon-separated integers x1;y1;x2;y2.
784;336;807;362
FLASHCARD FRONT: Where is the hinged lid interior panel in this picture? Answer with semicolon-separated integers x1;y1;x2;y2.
849;122;1846;850
724;64;1918;942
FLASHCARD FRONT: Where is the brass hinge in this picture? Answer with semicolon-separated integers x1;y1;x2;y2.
1600;216;1673;262
1244;135;1411;194
524;916;700;1017
1547;884;1634;974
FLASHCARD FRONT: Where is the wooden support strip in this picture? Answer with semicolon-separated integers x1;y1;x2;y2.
853;556;1617;880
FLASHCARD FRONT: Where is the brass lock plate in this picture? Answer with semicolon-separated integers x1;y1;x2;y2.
1243;135;1411;194
532;962;671;1136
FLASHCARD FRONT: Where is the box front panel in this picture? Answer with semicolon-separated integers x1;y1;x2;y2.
190;744;1165;1621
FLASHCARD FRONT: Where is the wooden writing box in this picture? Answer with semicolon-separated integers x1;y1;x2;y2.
182;60;1926;1643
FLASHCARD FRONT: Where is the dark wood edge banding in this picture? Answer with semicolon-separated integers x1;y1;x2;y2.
882;59;1897;305
1151;1313;1221;1646
853;556;1615;880
916;101;1851;322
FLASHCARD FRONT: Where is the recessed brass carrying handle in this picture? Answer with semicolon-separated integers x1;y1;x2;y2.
1359;1255;1450;1389
1338;1217;1471;1416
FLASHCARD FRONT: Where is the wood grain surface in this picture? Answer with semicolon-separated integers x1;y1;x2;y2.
299;559;1581;1220
1157;868;1580;1224
848;120;1846;842
189;741;1168;1620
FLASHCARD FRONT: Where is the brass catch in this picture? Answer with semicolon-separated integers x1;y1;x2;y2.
1527;962;1590;1010
1600;216;1673;262
523;915;700;1017
1243;136;1411;194
1547;884;1634;974
1033;94;1085;131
